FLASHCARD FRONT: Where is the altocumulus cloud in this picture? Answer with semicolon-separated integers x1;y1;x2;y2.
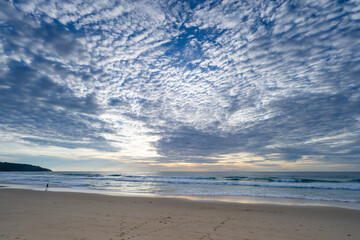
0;0;359;169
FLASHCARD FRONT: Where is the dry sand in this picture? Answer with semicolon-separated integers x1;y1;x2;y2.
0;188;359;240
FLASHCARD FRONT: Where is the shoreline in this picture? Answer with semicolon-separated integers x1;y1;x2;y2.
1;188;360;240
1;181;360;210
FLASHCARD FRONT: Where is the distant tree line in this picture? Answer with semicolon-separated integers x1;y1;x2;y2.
0;162;51;171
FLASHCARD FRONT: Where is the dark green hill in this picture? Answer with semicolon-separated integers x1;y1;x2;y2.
0;162;52;171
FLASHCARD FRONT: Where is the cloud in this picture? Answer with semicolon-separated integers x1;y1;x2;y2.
0;59;115;151
0;0;359;169
0;0;114;152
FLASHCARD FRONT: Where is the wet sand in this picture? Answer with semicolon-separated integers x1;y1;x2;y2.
0;188;359;240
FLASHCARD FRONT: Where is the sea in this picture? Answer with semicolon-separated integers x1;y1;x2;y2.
1;171;360;209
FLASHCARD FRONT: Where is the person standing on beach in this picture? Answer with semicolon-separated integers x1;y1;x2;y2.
45;183;49;191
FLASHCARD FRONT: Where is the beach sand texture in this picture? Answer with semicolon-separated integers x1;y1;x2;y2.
0;189;359;240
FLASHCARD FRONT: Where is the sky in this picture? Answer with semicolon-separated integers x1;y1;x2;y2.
0;0;359;171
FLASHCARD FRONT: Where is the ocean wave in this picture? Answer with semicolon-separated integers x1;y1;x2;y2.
267;178;343;183
112;178;360;190
60;173;103;178
224;176;247;181
220;176;359;184
124;175;216;180
5;174;359;191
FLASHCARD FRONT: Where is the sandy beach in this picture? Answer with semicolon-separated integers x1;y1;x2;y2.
0;188;359;240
